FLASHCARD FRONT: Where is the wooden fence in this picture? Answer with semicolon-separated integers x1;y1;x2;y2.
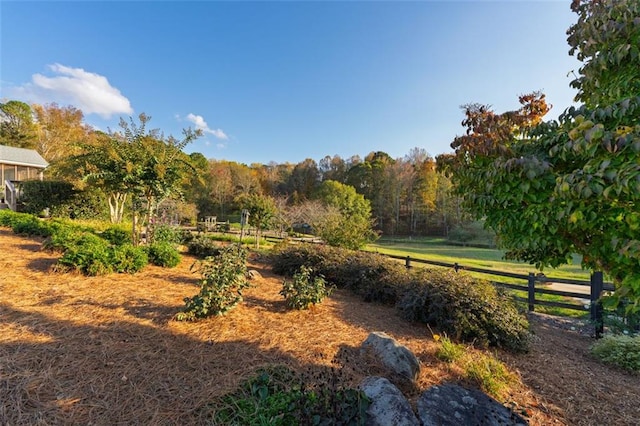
389;254;615;338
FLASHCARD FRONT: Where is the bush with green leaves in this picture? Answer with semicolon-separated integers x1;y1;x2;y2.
186;234;222;258
151;224;182;244
270;243;530;352
280;265;333;310
0;210;24;227
56;232;114;276
396;268;530;352
590;335;640;372
147;241;181;268
100;225;131;246
42;224;87;252
0;211;57;237
18;180;76;217
110;243;149;273
270;243;404;299
208;365;369;425
175;245;250;321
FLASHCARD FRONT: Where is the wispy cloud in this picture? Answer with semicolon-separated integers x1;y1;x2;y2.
6;63;132;118
185;113;228;140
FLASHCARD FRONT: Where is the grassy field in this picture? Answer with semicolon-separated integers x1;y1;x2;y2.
366;237;593;318
367;236;589;280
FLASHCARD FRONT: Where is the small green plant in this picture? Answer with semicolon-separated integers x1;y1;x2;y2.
147;241;181;268
280;265;333;310
434;334;465;363
175;245;250;321
463;352;516;401
207;365;369;425
590;334;640;372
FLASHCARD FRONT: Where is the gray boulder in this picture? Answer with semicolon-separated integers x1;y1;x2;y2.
361;332;420;382
360;376;420;426
417;383;528;426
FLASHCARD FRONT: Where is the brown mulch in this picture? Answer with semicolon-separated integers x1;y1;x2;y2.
0;228;638;425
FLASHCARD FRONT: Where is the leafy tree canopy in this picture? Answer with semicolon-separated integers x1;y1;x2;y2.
313;180;377;250
440;0;640;314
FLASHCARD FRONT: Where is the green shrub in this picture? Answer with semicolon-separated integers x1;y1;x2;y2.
590;335;640;372
208;365;369;425
18;180;76;217
187;234;222;258
269;243;530;353
111;243;148;273
0;210;23;227
270;243;404;298
280;265;333;310
147;242;181;268
151;224;182;244
175;245;250;320
9;214;56;237
396;269;530;352
101;225;131;246
42;224;87;252
56;186;108;220
56;232;114;276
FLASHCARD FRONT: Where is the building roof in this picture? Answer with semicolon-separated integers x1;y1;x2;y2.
0;144;49;168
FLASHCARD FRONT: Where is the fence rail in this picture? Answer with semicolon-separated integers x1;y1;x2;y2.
388;254;614;337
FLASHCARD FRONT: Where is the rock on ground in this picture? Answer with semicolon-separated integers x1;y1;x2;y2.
360;376;420;426
417;383;528;426
360;331;420;382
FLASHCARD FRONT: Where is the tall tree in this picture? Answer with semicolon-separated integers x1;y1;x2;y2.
314;180;377;250
32;103;88;164
319;154;347;183
207;160;235;218
236;193;276;249
286;158;320;202
441;0;640;315
0;100;37;148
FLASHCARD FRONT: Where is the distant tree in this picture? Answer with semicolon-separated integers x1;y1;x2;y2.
319;154;347;183
32;103;89;164
346;151;394;232
314;180;377;250
286;158;320;202
207;160;235;218
0;100;37;148
236;193;277;248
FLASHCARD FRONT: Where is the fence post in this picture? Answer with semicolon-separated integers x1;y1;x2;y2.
528;273;536;312
405;256;411;269
590;271;604;338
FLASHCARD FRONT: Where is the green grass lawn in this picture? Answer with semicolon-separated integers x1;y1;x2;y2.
366;237;589;281
366;237;592;318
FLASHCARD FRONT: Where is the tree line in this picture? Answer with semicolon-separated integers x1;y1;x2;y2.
0;100;469;240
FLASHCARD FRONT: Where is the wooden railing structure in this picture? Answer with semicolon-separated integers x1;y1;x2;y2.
390;254;615;338
3;180;17;211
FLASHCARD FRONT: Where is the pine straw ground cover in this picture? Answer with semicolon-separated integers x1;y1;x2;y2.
0;228;638;425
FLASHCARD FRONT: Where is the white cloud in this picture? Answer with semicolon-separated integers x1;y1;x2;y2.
7;63;132;118
185;113;228;140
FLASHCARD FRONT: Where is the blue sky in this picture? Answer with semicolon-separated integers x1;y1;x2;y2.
1;1;580;165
